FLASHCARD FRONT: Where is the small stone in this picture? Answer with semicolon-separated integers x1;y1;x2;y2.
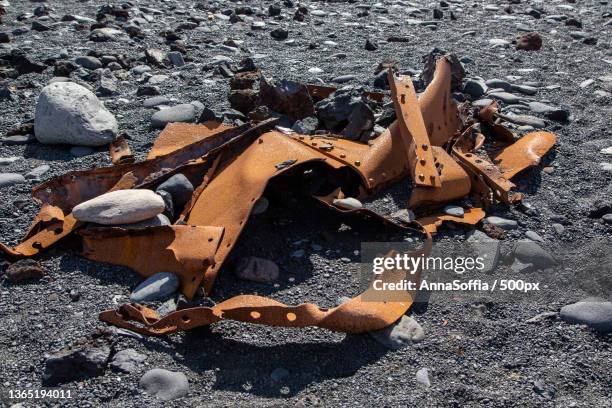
140;369;189;401
132;65;152;75
533;380;556;400
0;157;20;166
234;256;279;283
74;56;103;70
443;205;464;217
513;240;555;270
365;39;378;51
601;147;612;156
390;209;415;224
43;345;110;385
527;102;569;121
331;75;356;84
5;259;44;283
516;32;542;51
552;223;565;233
415;368;431;387
489;92;522;104
291;117;318;135
156;174;194;207
308;67;323;74
151;104;197;128
110;349;147;373
602;214;612;224
25;164;50;180
333;197;363;210
0;173;26;189
560;299;612;333
167;52;185;67
488;38;510;46
252;197;269;215
35;82;118;146
485;79;512;92
369;315;425;349
270;368;289;382
130;272;180;303
137;85;161;97
32;21;51;32
511;84;538;95
291;249;305;258
504;113;546;128
525;230;544;242
143;96;172;108
462;78;488;99
73;189;165;225
483;216;518;230
270;28;288;40
251;21;266;30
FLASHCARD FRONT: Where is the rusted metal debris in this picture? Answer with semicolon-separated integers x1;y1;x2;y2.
0;56;556;336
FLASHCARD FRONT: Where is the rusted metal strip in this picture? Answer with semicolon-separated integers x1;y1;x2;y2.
452;126;515;204
29;120;276;213
417;207;486;233
388;69;441;188
418;57;463;147
493;131;556;179
109;136;135;165
99;236;432;336
147;121;233;159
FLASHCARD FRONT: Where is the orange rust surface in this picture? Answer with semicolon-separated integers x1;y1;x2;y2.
418;57;462;147
389;70;441;188
147;121;233;159
81;225;224;298
185;131;337;293
99;240;431;336
417;208;486;233
408;147;471;209
494;131;557;179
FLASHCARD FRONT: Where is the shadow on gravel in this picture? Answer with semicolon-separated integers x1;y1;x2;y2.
164;330;389;397
23;142;101;162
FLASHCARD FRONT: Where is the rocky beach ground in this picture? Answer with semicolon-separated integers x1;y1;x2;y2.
0;0;611;407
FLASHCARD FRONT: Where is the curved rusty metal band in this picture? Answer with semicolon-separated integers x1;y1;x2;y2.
494;131;556;179
388;69;441;188
418;57;462;147
99;235;432;336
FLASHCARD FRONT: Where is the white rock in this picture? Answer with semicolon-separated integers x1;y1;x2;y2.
34;82;118;146
73;190;165;225
333;197;363;210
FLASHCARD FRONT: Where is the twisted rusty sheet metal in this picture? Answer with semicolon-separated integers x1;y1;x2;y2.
0;56;558;338
388;69;441;188
418;57;462;147
147;121;232;160
81;225;224;298
493;131;557;179
99;239;431;336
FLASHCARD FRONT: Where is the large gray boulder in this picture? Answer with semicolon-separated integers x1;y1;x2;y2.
34;82;118;146
73;189;165;225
